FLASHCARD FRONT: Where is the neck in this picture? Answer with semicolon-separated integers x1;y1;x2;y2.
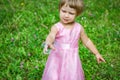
60;21;75;26
60;21;75;29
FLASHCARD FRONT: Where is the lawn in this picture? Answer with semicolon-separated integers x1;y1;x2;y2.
0;0;120;80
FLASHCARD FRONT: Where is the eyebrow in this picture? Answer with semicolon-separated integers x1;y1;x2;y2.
61;7;76;12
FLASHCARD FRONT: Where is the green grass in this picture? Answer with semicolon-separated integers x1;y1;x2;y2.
0;0;120;80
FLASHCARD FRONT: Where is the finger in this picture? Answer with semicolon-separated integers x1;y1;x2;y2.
97;57;104;64
96;54;106;63
98;58;106;64
43;46;48;54
49;44;55;50
43;48;47;54
100;58;106;63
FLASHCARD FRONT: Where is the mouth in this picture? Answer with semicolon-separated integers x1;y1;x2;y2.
63;18;69;22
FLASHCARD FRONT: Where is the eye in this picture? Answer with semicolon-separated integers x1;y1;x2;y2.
69;12;75;15
62;9;66;13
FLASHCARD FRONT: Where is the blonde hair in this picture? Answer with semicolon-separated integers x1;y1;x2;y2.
59;0;84;16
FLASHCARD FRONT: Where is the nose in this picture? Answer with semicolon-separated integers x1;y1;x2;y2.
64;13;69;18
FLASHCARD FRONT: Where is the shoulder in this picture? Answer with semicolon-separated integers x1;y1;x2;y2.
50;23;58;33
75;23;86;36
75;22;84;32
54;22;63;31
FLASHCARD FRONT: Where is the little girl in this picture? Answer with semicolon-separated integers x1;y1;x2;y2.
42;0;106;80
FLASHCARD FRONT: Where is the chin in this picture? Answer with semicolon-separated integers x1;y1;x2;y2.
63;22;69;24
62;20;70;24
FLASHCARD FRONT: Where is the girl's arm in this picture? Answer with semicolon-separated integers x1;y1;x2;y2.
43;25;58;53
80;27;105;63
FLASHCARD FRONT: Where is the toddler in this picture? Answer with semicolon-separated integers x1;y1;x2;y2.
42;0;105;80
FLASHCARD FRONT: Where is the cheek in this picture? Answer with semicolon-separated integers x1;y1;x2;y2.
59;13;62;18
71;15;76;19
60;12;64;17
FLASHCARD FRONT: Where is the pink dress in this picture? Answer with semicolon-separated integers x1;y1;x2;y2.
42;22;85;80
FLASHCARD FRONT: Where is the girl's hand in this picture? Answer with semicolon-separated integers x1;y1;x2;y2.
43;43;49;54
95;54;106;64
49;44;55;50
43;43;55;54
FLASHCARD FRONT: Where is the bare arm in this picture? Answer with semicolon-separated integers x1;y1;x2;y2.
43;25;58;53
80;27;105;63
45;25;58;45
80;27;99;55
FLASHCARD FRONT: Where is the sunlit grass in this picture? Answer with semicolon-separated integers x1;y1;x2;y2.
0;0;120;79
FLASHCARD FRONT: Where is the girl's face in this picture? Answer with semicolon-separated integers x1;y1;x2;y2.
60;4;77;24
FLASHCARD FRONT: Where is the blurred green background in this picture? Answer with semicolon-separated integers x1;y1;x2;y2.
0;0;120;80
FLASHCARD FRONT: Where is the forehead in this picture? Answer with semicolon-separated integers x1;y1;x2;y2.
61;4;76;12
